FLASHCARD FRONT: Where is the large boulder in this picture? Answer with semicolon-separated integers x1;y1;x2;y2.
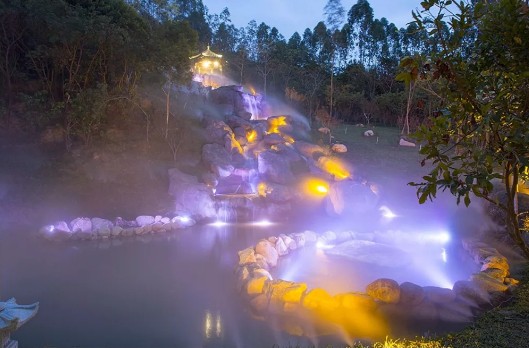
366;278;401;304
255;239;279;267
208;85;262;120
204;119;234;145
168;168;216;220
399;282;425;305
258;150;295;185
325;180;379;216
202;143;234;177
70;217;92;233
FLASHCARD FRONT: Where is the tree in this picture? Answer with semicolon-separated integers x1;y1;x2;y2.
324;0;345;120
405;0;529;258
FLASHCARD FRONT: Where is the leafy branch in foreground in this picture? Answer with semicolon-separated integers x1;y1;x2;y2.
401;0;529;257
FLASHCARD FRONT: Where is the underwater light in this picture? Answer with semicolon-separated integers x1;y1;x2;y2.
441;248;448;263
252;220;273;227
177;216;191;223
379;205;398;219
47;225;55;232
209;220;228;228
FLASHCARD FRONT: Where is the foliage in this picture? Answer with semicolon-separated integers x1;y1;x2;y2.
405;0;529;257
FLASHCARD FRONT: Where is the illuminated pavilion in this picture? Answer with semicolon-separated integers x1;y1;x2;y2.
189;46;224;88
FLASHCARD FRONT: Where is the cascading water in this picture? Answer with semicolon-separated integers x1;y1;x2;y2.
242;93;260;120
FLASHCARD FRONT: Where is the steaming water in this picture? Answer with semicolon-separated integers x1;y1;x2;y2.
1;200;483;347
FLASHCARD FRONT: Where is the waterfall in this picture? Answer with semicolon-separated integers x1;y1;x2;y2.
242;93;260;120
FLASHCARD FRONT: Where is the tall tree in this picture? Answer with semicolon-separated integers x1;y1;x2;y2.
324;0;345;119
406;0;529;258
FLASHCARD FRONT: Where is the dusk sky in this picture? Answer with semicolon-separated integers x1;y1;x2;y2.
202;0;423;39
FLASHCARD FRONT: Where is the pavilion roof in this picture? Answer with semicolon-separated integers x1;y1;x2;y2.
189;46;223;60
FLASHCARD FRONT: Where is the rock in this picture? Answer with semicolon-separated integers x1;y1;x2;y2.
410;300;438;321
204;119;234;145
438;299;474;323
268;280;307;310
263;183;295;203
399;282;425;305
291;233;306;248
302;288;339;311
52;221;71;232
293;141;327;159
202;143;234;177
135;215;155;227
238;248;257;265
364;130;375;137
111;226;123;237
366;278;401;304
91;217;113;231
250;293;269;313
399;138;415;146
114;217;137;228
70;217;92;233
275;237;289;256
168;169;216;221
303;230;318;244
280;234;296;251
318;127;331;134
255;240;279;267
122;228;135;237
470;247;500;264
325;181;379;216
483;268;508;281
160;217;171;224
262;133;284;146
246;276;269;296
423;286;456;304
252;268;273;280
258;150;295;185
255;254;269;270
453;280;490;306
470;272;509;293
331;144;347;153
337;292;377;311
481;255;509;275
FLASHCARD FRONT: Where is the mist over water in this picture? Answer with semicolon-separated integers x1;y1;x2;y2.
0;175;496;346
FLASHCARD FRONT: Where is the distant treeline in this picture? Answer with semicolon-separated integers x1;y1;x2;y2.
0;0;441;142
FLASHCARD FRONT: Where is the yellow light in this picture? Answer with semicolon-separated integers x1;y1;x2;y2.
246;129;257;143
248;86;257;95
213;61;220;67
257;182;268;197
268;116;287;134
317;157;350;180
202;60;211;68
304;178;329;197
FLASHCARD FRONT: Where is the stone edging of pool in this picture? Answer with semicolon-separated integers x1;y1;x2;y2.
38;215;196;241
235;230;519;339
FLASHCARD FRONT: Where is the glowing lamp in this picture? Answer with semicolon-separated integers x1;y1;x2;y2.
304;178;330;197
257;182;268;197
